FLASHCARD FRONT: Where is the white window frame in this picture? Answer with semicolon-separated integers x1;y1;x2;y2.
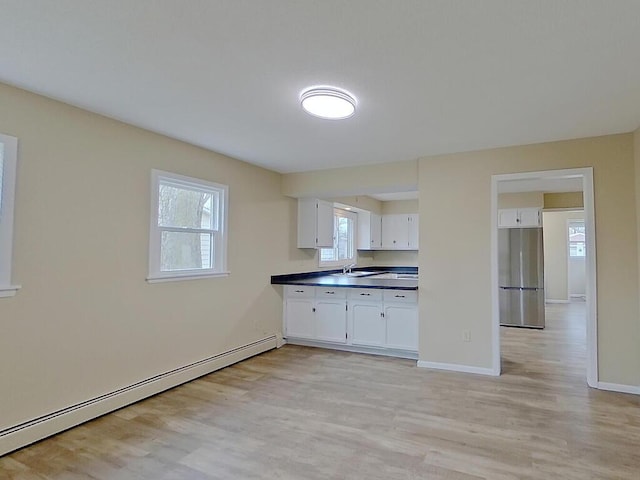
0;133;20;297
147;169;229;283
319;208;357;267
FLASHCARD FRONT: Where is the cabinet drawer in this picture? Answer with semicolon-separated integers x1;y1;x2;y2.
383;290;418;304
285;285;315;298
347;288;383;302
316;287;347;299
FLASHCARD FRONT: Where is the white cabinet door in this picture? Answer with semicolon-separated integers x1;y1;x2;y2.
407;214;419;249
384;304;418;351
518;208;541;227
381;214;409;249
370;213;382;249
358;211;382;250
315;300;347;343
297;198;334;248
498;208;519;228
316;200;335;247
351;303;385;346
498;208;541;228
285;299;315;339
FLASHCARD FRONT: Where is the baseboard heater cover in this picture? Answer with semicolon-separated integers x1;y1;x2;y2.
0;335;277;457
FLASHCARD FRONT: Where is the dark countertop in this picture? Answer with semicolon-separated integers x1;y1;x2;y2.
271;266;418;290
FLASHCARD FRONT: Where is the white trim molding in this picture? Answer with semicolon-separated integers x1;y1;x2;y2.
596;382;640;396
0;133;19;298
417;360;499;376
0;335;277;457
0;285;21;298
491;167;598;388
545;299;570;304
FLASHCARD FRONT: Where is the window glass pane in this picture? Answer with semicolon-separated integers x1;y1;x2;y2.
160;231;213;271
336;216;353;260
320;248;337;262
158;183;216;229
568;221;585;257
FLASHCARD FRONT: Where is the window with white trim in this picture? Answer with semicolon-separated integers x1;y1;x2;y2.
0;133;20;297
148;170;228;282
319;208;357;266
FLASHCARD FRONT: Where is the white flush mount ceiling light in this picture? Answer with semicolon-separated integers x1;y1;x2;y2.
300;86;356;120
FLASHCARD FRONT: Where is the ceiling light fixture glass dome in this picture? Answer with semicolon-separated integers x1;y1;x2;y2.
300;86;356;120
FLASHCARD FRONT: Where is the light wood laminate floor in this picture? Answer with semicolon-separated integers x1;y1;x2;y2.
2;302;639;479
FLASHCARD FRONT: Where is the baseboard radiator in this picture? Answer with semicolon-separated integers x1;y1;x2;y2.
0;335;277;457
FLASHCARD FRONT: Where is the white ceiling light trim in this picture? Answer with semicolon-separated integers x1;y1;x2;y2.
300;86;356;120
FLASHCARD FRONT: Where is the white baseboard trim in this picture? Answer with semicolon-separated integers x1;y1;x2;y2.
596;381;640;395
285;337;418;360
545;299;569;304
416;360;499;376
0;335;277;457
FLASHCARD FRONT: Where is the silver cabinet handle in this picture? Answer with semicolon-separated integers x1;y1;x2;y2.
360;293;371;296
395;295;406;298
294;290;305;293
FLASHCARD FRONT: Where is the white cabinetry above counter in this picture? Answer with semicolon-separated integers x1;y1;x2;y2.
297;198;334;248
381;214;419;250
358;212;419;251
498;208;541;228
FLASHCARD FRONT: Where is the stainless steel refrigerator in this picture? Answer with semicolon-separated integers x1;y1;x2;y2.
498;228;545;328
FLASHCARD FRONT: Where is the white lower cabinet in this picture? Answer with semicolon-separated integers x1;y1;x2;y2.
351;303;385;346
284;285;418;357
314;289;348;343
384;304;418;351
350;288;385;347
284;286;315;339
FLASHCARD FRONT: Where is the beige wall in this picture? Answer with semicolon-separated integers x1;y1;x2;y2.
543;210;585;301
282;160;418;198
0;83;318;432
332;195;382;215
498;192;543;209
544;192;584;209
372;250;419;266
419;134;639;386
381;199;419;214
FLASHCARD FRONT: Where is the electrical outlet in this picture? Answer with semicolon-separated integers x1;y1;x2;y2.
462;330;471;342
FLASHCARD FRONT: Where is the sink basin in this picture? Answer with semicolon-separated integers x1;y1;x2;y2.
331;271;379;277
369;273;419;280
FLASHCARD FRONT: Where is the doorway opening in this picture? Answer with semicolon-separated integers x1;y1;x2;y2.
490;168;597;388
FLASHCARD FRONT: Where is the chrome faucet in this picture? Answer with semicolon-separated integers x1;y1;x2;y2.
343;263;357;274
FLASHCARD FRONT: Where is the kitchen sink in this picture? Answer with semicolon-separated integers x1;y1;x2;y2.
369;273;419;279
331;271;379;277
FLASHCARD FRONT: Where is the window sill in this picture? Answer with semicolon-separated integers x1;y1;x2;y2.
146;272;230;284
0;285;21;298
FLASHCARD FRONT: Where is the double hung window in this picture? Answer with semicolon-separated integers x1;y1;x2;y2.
0;133;19;297
319;208;357;266
148;170;228;282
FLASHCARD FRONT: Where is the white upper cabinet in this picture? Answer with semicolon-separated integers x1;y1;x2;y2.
381;214;419;250
498;208;541;228
297;198;334;248
408;214;419;249
357;211;382;250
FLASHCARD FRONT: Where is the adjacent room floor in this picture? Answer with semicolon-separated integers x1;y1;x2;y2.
2;303;639;479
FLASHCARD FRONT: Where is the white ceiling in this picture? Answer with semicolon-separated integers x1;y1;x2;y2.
1;1;639;174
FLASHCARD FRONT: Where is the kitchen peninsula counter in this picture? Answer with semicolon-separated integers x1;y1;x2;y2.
271;266;418;291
